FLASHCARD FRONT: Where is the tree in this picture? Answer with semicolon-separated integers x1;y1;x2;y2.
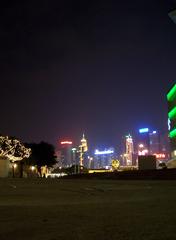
0;135;31;161
0;135;31;177
25;141;57;168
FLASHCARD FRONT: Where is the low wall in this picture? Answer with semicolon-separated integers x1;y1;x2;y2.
63;169;176;180
0;157;10;177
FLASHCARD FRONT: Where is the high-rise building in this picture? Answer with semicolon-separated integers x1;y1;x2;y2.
59;141;73;167
149;131;160;154
94;148;114;169
125;135;134;166
138;128;150;152
79;134;88;167
136;128;170;162
137;128;158;155
159;133;170;160
167;84;176;159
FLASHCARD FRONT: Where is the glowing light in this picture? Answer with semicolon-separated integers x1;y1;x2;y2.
139;144;144;148
168;106;176;120
31;166;35;171
13;163;17;169
168;118;171;131
169;129;176;138
153;153;166;159
61;141;72;145
167;84;176;101
94;149;114;155
152;131;157;134
139;128;149;133
72;148;76;151
126;135;133;143
138;149;148;156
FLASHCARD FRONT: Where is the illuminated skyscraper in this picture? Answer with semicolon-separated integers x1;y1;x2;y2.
138;128;150;152
125;135;134;166
79;134;88;167
59;141;73;167
136;128;169;161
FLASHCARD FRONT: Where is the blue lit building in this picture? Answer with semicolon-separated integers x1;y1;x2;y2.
93;148;114;169
137;128;150;154
137;128;160;155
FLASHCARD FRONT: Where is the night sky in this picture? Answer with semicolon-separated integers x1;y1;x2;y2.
1;0;176;149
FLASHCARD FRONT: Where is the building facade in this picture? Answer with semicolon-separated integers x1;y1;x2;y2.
94;148;114;169
59;141;73;168
167;84;176;159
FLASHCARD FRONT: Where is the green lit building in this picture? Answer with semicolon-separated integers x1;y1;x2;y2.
167;84;176;159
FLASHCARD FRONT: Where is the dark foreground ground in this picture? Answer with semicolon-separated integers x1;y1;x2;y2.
0;179;176;240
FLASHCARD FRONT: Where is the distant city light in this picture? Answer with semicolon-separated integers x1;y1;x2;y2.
154;153;166;159
138;149;148;156
139;144;144;148
139;128;149;133
72;148;76;151
152;131;157;134
126;134;133;143
94;149;114;155
61;141;72;145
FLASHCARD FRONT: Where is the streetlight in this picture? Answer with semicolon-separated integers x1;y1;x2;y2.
72;148;77;174
12;162;17;178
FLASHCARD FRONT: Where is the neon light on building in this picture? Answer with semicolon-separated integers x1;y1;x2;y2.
168;118;171;131
169;129;176;138
61;141;72;145
167;84;176;101
139;128;149;133
94;149;114;155
153;153;166;159
168;106;176;120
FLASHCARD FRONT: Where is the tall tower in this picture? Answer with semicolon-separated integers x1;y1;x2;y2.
125;134;134;166
79;134;88;167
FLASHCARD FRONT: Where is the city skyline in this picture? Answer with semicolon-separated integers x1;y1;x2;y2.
0;1;176;147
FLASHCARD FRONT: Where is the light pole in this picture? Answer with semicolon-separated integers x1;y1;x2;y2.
12;162;17;178
72;148;77;174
